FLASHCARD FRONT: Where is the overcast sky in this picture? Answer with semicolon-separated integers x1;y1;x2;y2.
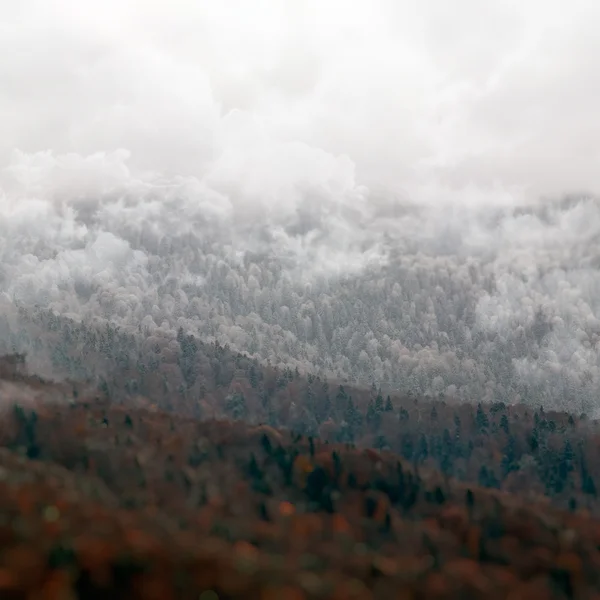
1;0;599;208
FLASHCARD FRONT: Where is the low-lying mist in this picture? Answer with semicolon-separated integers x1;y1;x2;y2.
2;0;600;414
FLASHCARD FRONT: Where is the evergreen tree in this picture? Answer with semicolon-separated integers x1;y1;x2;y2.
442;428;453;455
466;489;475;512
440;429;453;475
476;403;489;431
417;434;429;461
316;390;331;424
401;435;414;460
344;397;363;431
337;422;354;443
529;429;539;452
375;434;388;450
225;392;247;420
335;385;348;415
501;435;518;477
366;399;380;429
562;439;575;463
249;365;259;389
478;465;491;487
556;439;573;484
384;396;393;412
583;474;597;497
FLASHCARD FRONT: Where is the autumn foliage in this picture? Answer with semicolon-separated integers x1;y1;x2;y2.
0;354;595;598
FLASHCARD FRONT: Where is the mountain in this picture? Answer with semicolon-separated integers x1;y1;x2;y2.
0;349;598;598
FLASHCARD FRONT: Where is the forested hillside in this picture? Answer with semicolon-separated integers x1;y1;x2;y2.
0;355;598;598
3;174;600;414
3;2;600;598
1;306;600;517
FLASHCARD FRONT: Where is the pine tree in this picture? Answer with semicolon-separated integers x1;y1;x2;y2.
314;389;330;424
225;392;247;420
442;428;452;453
335;385;348;415
366;399;380;429
583;474;597;497
478;465;491;487
384;396;393;412
337;422;354;443
417;434;429;461
375;434;388;450
562;439;574;463
344;397;363;430
249;365;259;389
501;435;517;477
401;435;414;460
476;403;489;431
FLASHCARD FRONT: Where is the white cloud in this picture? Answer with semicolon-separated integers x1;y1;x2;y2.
1;0;598;202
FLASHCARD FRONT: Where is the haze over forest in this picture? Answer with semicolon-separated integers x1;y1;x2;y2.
2;0;600;413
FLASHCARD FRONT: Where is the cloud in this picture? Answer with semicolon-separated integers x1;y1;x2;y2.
2;0;597;201
1;0;600;412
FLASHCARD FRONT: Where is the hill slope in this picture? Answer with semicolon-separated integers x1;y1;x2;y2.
0;357;598;598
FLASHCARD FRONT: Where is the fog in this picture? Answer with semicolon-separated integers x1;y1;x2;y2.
1;1;600;413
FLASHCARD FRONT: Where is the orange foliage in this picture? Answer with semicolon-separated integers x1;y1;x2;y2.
0;350;599;598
